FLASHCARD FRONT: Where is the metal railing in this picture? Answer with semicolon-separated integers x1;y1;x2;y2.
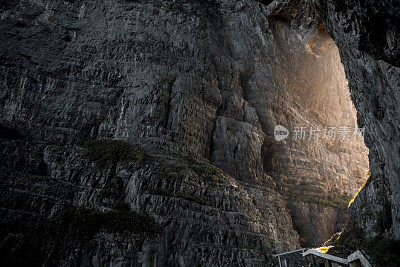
273;247;373;267
273;248;307;267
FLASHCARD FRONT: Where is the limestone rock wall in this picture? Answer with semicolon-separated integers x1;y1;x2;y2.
0;0;301;265
1;135;299;266
208;0;369;246
312;0;400;243
0;0;390;265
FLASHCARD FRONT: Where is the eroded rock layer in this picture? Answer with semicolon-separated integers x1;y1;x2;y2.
0;0;391;265
312;0;400;263
240;2;369;246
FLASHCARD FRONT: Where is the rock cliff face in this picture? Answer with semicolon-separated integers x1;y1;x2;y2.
0;0;396;266
245;2;369;246
311;0;400;262
1;1;301;265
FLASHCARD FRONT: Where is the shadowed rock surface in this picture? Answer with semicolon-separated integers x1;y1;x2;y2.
1;0;302;265
312;0;400;264
0;0;399;266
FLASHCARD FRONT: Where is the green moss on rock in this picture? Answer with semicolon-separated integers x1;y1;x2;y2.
188;157;224;183
83;140;143;167
309;193;353;210
156;155;224;184
287;190;353;210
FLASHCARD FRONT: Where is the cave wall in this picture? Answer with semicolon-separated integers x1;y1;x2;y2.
1;0;303;265
312;0;400;242
207;0;369;246
0;0;397;265
251;11;369;246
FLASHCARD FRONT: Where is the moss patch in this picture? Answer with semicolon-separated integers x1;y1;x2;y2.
309;193;353;210
83;140;143;167
287;191;352;210
156;156;224;184
187;157;224;183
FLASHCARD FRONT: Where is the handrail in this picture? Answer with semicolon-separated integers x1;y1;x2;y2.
347;250;373;267
273;248;307;257
272;247;373;266
273;248;307;267
302;247;373;266
302;249;348;264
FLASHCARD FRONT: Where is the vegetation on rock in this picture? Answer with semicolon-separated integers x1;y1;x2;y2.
157;155;224;184
287;190;353;210
83;140;143;167
187;157;224;183
309;193;353;210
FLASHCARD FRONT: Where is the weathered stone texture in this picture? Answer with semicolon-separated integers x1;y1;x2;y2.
313;0;400;242
2;0;397;265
